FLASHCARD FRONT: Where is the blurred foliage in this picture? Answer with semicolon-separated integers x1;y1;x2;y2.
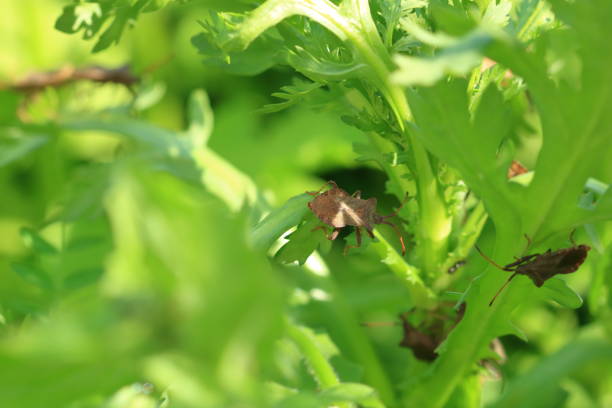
0;0;611;407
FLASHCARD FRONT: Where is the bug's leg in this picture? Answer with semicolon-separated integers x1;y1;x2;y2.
352;190;362;198
489;272;519;306
522;234;533;253
381;193;411;219
365;227;375;239
306;180;337;196
569;229;577;246
380;221;406;256
312;225;341;240
475;245;512;271
344;227;362;255
504;253;538;269
329;228;341;241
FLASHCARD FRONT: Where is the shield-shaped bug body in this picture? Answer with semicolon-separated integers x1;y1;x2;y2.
306;181;407;255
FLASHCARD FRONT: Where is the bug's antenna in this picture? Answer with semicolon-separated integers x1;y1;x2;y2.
474;245;507;271
306;180;337;196
382;193;410;219
569;229;577;246
522;234;533;253
489;272;518;306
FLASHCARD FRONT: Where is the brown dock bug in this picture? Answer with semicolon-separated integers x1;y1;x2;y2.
306;181;407;255
398;303;466;361
476;233;591;306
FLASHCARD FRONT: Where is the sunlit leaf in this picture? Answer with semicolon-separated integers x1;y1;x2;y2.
275;212;332;265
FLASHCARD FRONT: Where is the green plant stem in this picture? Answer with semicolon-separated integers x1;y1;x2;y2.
371;230;436;308
285;323;351;408
408;134;452;278
230;0;452;278
338;4;451;279
517;0;546;41
321;295;398;407
435;201;488;291
366;133;412;194
405;224;524;408
286;322;343;389
228;0;350;47
446;201;488;271
300;256;398;406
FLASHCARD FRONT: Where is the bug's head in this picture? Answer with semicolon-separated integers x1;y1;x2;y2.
372;213;384;224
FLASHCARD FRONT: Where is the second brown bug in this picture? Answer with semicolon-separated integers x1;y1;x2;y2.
476;233;591;306
306;181;407;255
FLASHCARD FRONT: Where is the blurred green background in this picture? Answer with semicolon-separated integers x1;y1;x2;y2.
0;1;611;407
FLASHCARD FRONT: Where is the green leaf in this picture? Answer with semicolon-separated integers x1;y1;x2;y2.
275;212;332;265
285;323;343;389
54;0;171;52
185;89;214;148
11;262;53;290
63;268;104;290
591;182;612;222
259;80;324;114
539;277;583;309
402;0;428;10
51;165;111;223
445;374;481;408
20;227;58;255
0;91;20;123
342;113;402;144
195;148;259;213
375;0;402;49
490;340;612;408
0;128;49;167
353;142;410;167
353;142;385;166
510;0;551;40
62;114;202;184
391;30;492;86
54;3;102;35
480;0;512;27
250;193;312;251
428;0;476;36
286;46;366;82
191;12;285;76
273;392;323;408
319;383;384;408
62;94;262;214
406;80;516;225
485;0;612;237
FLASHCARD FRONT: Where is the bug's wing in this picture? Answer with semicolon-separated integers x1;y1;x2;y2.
522;263;561;287
399;315;438;361
311;195;345;227
555;247;589;275
323;188;351;227
336;201;365;228
330;206;347;227
522;248;588;287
